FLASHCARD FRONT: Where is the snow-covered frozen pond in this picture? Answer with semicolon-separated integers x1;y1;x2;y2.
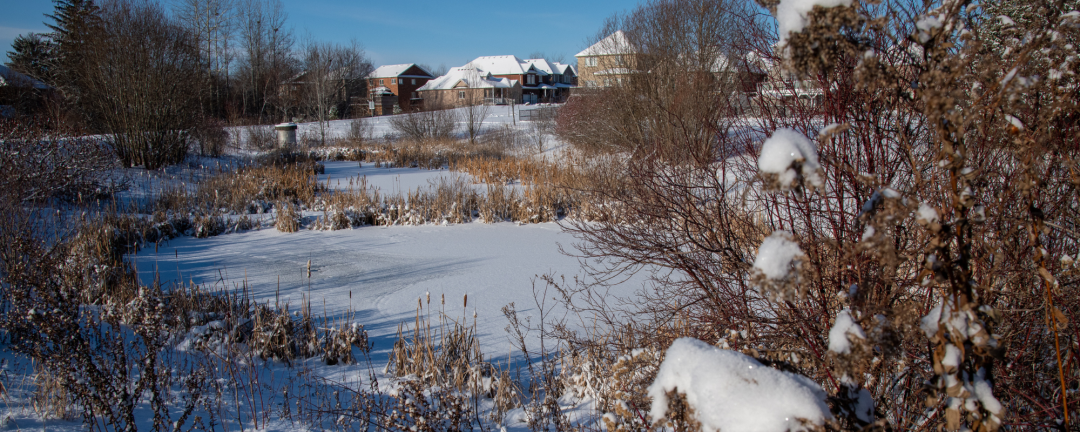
133;220;643;359
318;161;474;193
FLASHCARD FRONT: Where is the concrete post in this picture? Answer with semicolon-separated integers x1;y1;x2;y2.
275;123;297;148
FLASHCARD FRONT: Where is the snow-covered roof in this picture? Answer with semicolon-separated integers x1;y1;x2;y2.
0;64;50;90
417;67;518;91
576;30;636;57
465;55;530;76
552;62;576;76
368;63;433;79
524;59;555;75
370;86;394;95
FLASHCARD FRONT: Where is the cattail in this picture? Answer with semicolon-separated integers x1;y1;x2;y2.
441;293;445;305
464;293;468;308
426;292;430;304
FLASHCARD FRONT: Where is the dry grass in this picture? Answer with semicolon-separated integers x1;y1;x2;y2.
385;298;521;417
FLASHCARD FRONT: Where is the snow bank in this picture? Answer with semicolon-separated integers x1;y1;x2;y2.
648;338;832;432
753;231;804;280
758;128;822;189
776;0;854;43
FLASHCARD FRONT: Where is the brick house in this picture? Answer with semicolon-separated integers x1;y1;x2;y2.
366;64;435;115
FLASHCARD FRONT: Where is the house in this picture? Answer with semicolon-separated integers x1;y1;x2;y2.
463;56;575;104
575;30;639;88
521;58;578;102
366;64;435;115
0;64;53;118
279;66;363;120
416;66;521;108
750;51;823;116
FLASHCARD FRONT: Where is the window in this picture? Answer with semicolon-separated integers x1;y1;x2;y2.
411;79;416;85
527;74;535;85
585;57;597;67
391;78;396;84
458;91;465;99
379;79;384;85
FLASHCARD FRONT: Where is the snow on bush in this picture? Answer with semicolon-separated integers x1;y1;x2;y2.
753;231;804;280
828;309;866;354
776;0;854;43
758;128;823;190
917;202;939;224
648;338;832;432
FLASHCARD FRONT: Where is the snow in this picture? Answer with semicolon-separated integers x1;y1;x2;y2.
417;66;516;91
1005;115;1024;130
133;220;645;359
828;309;865;354
369;64;432;79
648;338;832;432
319;161;474;194
775;0;854;43
523;58;556;75
941;344;962;369
917;203;939;224
752;231;803;280
465;55;528;76
757;128;822;189
575;30;637;57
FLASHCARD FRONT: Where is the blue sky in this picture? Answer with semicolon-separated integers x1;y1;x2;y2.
3;0;637;69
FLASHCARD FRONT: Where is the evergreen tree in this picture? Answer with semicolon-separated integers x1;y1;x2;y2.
44;0;101;95
5;32;56;83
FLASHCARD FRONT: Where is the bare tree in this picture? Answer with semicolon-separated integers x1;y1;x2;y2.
557;0;752;161
77;0;204;169
525;106;557;153
300;39;372;146
175;0;236;115
236;0;295;121
458;91;489;145
388;103;457;142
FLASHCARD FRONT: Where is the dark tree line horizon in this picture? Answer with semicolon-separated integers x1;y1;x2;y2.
5;0;373;168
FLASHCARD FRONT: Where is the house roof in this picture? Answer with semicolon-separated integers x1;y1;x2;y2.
524;59;556;75
417;67;518;91
368;63;433;79
576;30;636;57
0;64;50;89
370;86;394;95
465;55;533;76
553;62;577;76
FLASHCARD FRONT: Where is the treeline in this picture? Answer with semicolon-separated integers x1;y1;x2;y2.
6;0;372;168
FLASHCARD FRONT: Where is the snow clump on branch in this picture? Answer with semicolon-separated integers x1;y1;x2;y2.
828;309;866;355
775;0;854;44
758;128;823;191
648;338;833;432
753;231;804;280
